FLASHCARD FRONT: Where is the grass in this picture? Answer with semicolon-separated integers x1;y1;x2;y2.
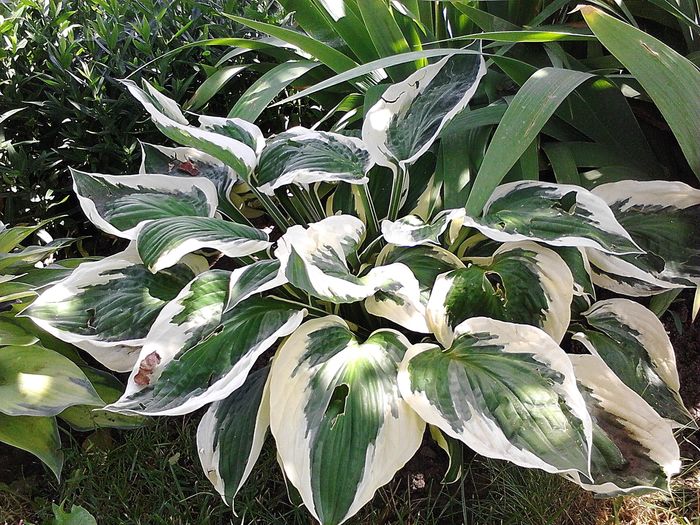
1;417;698;525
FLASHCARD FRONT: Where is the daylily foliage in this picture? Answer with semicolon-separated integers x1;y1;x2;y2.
25;5;699;523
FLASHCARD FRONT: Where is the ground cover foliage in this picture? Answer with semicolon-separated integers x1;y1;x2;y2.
2;0;700;523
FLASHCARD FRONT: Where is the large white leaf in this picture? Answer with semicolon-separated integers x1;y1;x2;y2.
108;264;300;416
427;241;573;347
399;317;593;476
363;50;486;172
72;169;218;240
573;298;692;426
123;80;259;177
255;127;373;195
274;215;413;303
23;246;196;372
564;354;681;495
588;180;700;295
270;316;424;525
136;217;270;273
457;181;643;254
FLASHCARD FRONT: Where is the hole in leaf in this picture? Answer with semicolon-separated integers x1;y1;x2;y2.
326;383;350;428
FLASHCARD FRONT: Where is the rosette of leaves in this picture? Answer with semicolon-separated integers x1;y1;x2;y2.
26;34;699;525
0;221;142;479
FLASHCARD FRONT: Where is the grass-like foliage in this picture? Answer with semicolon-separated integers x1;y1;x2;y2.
15;1;700;524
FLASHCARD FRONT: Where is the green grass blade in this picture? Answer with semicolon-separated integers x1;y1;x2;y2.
582;5;700;180
185;65;248;111
465;68;594;215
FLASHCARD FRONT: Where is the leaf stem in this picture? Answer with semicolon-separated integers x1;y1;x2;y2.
387;165;408;221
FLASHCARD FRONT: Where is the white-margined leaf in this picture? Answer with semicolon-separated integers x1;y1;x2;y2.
427;241;573;347
123;80;258;177
255;127;373;195
137;217;270;273
587;180;700;295
398;317;592;476
460;181;643;254
552;247;596;315
275;215;413;303
564;354;681;495
365;244;464;333
139;142;239;205
197;366;270;510
72;169;218;240
573;298;692;426
0;344;102;417
381;209;465;247
23;246;196;372
108;279;304;416
362;49;486;172
270;316;425;525
197;114;266;157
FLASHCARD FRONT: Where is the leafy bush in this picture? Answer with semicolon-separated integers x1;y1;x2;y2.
0;0;281;234
21;2;700;524
0;220;141;478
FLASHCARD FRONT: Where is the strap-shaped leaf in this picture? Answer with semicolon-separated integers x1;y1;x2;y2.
275;215;412;303
197;366;270;510
587;180;700;295
109;294;304;416
0;345;102;416
270;317;425;525
139;142;239;205
427;242;573;347
0;413;63;479
398;317;592;476
461;181;643;255
255;127;373;195
137;217;270;273
565;354;681;495
573;299;692;426
72;169;218;240
23;246;196;372
365;244;464;333
123;80;258;177
362;50;486;172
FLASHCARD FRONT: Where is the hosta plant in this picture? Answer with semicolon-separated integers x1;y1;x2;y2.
26;13;700;525
0;221;141;479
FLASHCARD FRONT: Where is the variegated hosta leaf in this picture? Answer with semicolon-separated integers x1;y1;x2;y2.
363;50;486;172
427;241;573;347
365;244;464;333
398;317;593;476
587;180;700;295
23;247;196;372
108;269;302;416
381;208;465;247
255;127;373;195
552;247;596;316
275;215;412;304
573;298;692;426
270;317;425;525
123;80;259;178
72;169;218;240
139;142;239;205
136;217;270;273
197;366;270;510
197;114;265;157
565;354;681;495
460;181;643;255
0;345;102;416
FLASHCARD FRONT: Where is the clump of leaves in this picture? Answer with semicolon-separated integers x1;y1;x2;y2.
0;220;141;479
24;5;700;525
